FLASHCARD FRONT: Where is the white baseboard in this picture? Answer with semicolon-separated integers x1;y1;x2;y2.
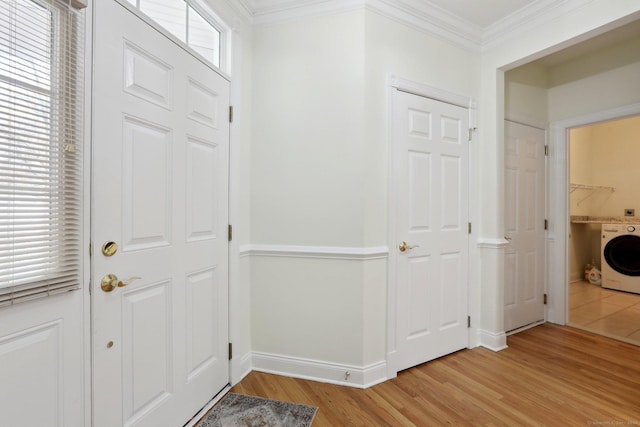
478;329;508;351
251;351;388;389
230;350;252;386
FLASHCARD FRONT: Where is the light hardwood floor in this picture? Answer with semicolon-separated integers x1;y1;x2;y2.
569;280;640;345
230;324;640;426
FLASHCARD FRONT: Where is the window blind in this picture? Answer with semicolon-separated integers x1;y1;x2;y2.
0;0;85;307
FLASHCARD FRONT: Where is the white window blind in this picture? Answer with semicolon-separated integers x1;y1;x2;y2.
0;0;85;307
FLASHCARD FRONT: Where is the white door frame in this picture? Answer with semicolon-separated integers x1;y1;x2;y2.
547;102;640;325
386;75;478;378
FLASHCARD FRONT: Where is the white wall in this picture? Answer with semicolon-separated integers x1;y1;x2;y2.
248;8;480;384
229;0;640;387
547;35;640;122
504;63;548;124
249;10;372;383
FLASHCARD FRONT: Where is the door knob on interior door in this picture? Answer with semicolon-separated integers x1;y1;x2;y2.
399;241;419;252
100;274;142;292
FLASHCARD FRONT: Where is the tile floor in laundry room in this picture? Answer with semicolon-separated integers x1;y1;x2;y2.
569;280;640;346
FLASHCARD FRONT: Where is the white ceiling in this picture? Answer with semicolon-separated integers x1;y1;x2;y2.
246;0;540;29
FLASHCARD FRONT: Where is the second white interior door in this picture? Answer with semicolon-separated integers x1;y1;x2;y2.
504;120;546;332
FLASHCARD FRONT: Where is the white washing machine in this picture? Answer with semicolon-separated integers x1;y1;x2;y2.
601;223;640;294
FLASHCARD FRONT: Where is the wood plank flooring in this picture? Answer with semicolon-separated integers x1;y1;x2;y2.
230;324;640;426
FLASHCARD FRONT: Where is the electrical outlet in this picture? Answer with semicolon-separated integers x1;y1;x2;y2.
625;209;635;217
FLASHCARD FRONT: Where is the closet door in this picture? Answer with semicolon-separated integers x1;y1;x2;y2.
504;120;546;332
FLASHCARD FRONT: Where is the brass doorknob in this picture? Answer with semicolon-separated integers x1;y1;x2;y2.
101;274;141;292
399;241;419;252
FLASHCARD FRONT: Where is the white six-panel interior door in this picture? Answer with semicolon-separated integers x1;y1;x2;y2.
392;89;470;372
504;120;546;332
92;1;230;426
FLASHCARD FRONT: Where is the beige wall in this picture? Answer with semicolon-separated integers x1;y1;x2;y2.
568;116;640;281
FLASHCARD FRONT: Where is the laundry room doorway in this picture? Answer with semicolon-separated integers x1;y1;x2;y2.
565;113;640;346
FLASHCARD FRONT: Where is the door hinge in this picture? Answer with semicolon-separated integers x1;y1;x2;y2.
468;223;472;234
544;219;548;230
543;294;548;305
228;342;233;360
229;105;234;123
468;127;477;141
89;242;92;257
544;145;549;156
228;224;233;241
467;316;471;328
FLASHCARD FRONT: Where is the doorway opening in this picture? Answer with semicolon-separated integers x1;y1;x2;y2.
567;114;640;346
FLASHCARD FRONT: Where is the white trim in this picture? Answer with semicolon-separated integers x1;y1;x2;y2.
82;2;94;425
476;238;509;249
239;0;606;53
482;0;596;50
478;329;508;351
547;102;640;326
252;0;365;25
504;112;547;131
506;320;545;336
241;244;389;260
230;350;252;386
252;351;388;389
366;0;480;51
388;75;472;108
386;76;477;377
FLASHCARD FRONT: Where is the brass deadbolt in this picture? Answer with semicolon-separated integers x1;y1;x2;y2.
101;241;118;257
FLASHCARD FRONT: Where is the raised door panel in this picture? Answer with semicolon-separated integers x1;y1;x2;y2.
186;138;218;242
121;281;173;424
407;255;432;338
122;117;172;250
408;152;432;232
186;268;218;380
0;321;62;425
123;41;173;109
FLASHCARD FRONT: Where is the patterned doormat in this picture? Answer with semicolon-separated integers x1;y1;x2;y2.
196;393;318;427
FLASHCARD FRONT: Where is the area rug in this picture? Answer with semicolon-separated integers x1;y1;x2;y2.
196;393;318;427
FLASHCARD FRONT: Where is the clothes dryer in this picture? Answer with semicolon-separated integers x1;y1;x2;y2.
601;223;640;294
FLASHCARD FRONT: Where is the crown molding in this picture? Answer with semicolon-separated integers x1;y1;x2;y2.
482;0;598;51
251;0;366;25
232;0;600;52
367;0;482;51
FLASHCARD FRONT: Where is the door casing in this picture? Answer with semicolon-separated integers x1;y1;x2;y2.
386;75;478;378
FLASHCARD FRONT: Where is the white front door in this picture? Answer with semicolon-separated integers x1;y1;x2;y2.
504;120;546;332
92;2;230;426
392;90;469;372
